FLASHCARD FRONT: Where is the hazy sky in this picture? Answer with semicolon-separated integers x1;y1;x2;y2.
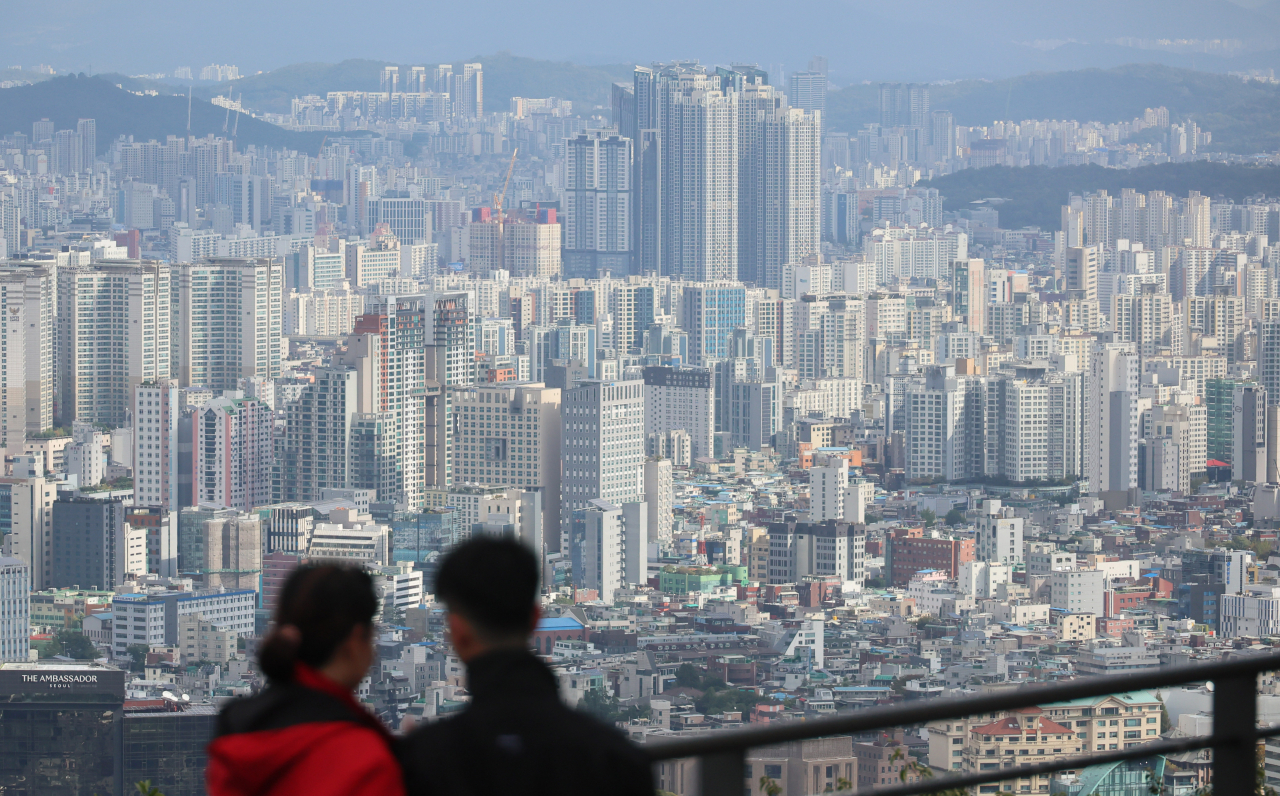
7;0;1280;81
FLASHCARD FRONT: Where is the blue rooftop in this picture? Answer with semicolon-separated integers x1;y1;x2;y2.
537;617;585;631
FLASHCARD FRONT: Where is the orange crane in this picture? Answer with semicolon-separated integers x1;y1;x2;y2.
494;147;518;270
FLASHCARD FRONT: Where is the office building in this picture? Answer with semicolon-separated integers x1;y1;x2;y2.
680;282;746;366
561;379;645;554
765;519;866;587
50;496;142;589
126;505;177;578
450;383;563;554
642;366;714;460
0;557;29;661
1234;383;1268;483
1050;568;1107;616
0;662;128;795
111;589;256;656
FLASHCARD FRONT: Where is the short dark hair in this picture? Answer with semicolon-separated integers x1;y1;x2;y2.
434;536;539;639
258;564;377;682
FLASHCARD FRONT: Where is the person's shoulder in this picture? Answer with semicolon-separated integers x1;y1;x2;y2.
216;683;355;737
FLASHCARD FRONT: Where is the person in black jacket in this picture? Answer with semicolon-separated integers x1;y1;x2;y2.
398;536;654;796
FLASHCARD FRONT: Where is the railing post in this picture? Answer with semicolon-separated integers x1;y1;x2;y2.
700;748;746;796
1213;671;1258;796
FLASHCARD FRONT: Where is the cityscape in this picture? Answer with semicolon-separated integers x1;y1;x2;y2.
6;7;1280;794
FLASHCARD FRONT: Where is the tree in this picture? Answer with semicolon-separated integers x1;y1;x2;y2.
759;776;782;796
35;629;100;660
921;509;936;527
674;663;703;688
126;643;150;672
945;508;966;526
136;781;165;796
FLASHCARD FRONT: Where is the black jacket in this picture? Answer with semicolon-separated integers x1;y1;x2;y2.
398;650;654;796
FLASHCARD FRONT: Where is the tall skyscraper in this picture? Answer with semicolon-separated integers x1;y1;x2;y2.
563;133;632;279
560;379;645;554
276;366;357;504
643;65;739;281
737;82;821;288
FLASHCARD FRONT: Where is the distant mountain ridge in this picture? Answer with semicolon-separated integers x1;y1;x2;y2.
106;55;635;117
0;75;326;154
827;64;1280;154
921;162;1280;231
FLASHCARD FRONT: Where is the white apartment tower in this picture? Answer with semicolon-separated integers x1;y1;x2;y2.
133;380;179;510
810;460;849;522
0;263;54;451
659;69;739;281
1087;344;1141;496
976;499;1024;565
57;261;171;427
175;258;283;391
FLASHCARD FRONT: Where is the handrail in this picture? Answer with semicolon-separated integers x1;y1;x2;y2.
642;650;1280;796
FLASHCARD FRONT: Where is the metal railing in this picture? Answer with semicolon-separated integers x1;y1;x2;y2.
645;652;1280;796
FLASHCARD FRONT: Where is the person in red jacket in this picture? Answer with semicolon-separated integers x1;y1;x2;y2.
207;564;404;796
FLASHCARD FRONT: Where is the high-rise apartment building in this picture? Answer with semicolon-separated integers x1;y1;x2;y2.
194;396;273;511
636;65;739;281
570;499;647;603
133;380;180;511
57;261;171;427
0;473;54;590
1087;344;1141;496
0;263;55;450
564;132;632;279
174;258;282;391
276;366;357;504
560;379;645;554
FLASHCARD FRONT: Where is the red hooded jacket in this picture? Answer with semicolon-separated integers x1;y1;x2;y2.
207;663;404;796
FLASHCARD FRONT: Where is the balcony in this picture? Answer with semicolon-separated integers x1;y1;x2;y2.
645;652;1280;796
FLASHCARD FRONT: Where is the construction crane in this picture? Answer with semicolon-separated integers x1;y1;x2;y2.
493;147;518;272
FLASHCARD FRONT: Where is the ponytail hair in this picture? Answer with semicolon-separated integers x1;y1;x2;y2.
258;564;378;683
